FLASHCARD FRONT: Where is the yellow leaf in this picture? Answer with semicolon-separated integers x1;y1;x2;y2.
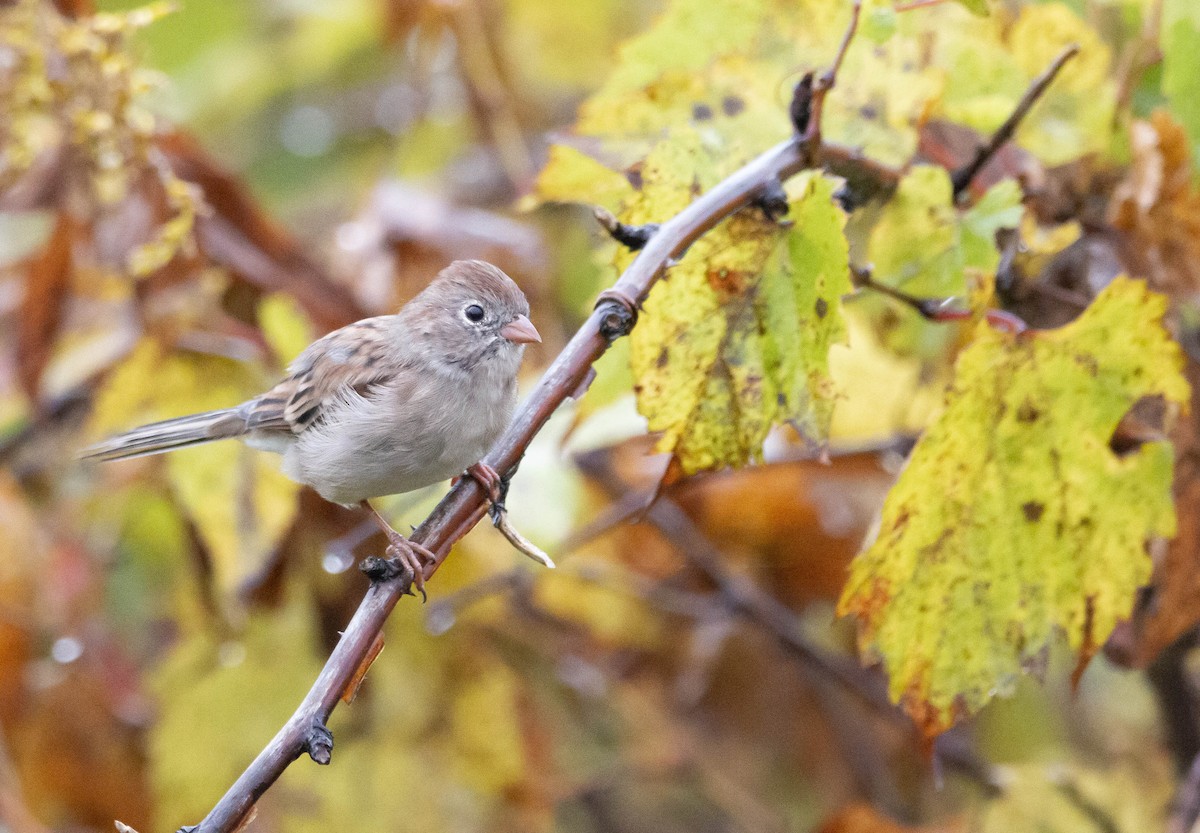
838;278;1189;735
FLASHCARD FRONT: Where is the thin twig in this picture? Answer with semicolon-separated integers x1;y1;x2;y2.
1168;750;1200;833
951;43;1080;198
1113;0;1163;125
177;16;876;831
797;0;861;152
852;264;1028;333
894;0;950;12
574;450;1002;795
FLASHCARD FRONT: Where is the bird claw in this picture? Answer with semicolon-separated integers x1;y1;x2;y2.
383;534;434;602
466;462;504;504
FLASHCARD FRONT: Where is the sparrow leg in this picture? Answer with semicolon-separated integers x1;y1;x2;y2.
359;500;436;600
465;462;504;504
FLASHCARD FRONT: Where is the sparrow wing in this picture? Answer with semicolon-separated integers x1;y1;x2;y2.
245;316;397;434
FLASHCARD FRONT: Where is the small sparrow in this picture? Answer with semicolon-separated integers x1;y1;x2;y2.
83;260;541;595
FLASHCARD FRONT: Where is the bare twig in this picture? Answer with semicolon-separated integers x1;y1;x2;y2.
1113;0;1163;124
1168;750;1200;833
852;264;1028;334
794;0;861;151
951;44;1080;198
574;449;1002;795
176;14;878;831
894;0;951;12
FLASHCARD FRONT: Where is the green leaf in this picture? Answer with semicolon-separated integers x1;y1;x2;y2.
630;161;851;472
1163;0;1200;162
918;3;1117;165
953;0;990;15
838;277;1189;735
864;167;1022;358
535;0;943;199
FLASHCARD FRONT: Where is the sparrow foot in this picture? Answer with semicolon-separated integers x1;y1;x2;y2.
466;461;504;503
359;500;435;601
383;532;435;602
305;718;334;764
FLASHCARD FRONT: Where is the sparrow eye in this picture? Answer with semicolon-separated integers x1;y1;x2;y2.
464;304;485;323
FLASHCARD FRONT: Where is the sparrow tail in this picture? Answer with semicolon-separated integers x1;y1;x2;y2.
81;408;248;462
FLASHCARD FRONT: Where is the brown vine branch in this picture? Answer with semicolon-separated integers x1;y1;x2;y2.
950;43;1080;198
176;10;868;832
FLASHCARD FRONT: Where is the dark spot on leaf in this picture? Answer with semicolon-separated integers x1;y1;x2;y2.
1073;353;1098;376
859;105;878;120
656;347;669;368
1021;501;1044;522
692;103;713;121
776;392;786;406
625;163;644;190
1016;400;1040;423
815;297;828;319
722;95;744;116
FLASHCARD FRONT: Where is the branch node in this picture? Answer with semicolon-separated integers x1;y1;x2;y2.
595;289;639;340
593;206;659;251
305;719;334;765
359;556;424;600
788;72;815;136
755;177;790;223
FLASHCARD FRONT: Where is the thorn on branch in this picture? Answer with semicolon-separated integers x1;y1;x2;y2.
951;43;1080;198
789;72;815;136
595;289;639;340
305;719;334;765
755;177;791;224
593;206;659;251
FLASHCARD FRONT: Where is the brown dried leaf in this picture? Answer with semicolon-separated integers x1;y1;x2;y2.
16;212;76;401
816;804;962;833
156;131;366;332
1110;110;1200;297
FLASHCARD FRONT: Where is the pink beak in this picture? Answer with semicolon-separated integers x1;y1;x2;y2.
500;314;541;344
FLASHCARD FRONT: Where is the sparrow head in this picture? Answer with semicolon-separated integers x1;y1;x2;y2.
409;260;540;373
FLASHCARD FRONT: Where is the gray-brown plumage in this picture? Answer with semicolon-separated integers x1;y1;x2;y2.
83;260;540;593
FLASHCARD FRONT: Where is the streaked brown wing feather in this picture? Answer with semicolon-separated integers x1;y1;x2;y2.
245;316;395;434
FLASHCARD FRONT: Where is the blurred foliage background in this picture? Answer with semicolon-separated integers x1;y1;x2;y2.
1;0;1199;831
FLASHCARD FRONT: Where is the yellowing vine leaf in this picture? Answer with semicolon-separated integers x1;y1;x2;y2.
865;166;1022;356
629;161;850;472
838;278;1189;736
913;3;1116;165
